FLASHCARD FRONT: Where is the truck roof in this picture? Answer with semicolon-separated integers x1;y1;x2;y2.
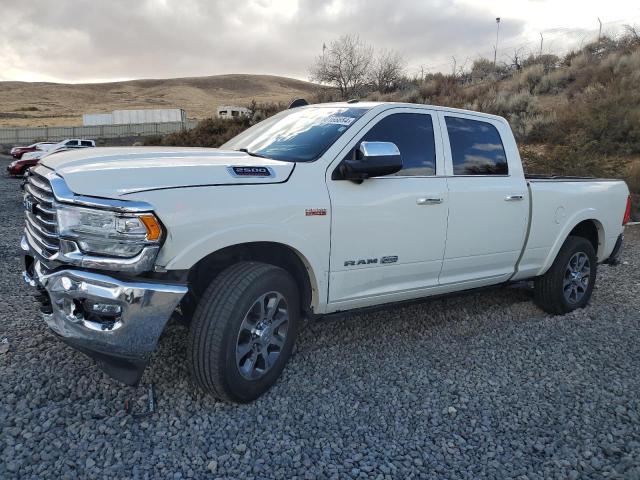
304;101;508;124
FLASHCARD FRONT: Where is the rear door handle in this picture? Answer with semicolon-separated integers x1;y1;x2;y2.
417;197;443;205
505;194;524;201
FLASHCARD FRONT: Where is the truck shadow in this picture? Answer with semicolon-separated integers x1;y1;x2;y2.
145;282;541;404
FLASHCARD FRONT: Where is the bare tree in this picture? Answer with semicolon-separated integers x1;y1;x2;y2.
369;49;406;93
623;24;640;44
309;34;373;99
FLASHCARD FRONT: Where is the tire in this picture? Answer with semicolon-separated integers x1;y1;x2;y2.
534;235;597;315
188;261;300;403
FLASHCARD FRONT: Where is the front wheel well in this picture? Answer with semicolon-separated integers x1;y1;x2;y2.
186;242;315;318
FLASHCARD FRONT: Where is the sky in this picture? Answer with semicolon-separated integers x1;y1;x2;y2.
0;0;639;84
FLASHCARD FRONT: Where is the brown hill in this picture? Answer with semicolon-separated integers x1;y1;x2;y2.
0;74;318;127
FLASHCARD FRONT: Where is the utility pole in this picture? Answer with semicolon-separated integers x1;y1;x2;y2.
493;17;501;68
598;17;602;40
451;56;457;76
539;32;544;56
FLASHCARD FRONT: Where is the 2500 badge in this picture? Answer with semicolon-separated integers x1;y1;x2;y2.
344;255;398;267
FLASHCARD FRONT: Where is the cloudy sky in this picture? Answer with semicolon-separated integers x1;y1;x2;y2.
1;0;639;83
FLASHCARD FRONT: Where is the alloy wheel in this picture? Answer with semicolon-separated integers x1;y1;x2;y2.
235;291;289;380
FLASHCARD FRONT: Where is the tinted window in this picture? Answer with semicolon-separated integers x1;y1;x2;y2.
445;117;508;175
80;141;93;146
360;113;436;176
65;140;79;146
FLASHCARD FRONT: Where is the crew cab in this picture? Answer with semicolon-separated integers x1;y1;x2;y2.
9;139;95;176
21;102;631;403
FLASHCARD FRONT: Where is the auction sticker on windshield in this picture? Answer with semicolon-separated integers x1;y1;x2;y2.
320;116;357;126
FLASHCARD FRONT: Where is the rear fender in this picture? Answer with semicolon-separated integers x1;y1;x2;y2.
537;210;604;276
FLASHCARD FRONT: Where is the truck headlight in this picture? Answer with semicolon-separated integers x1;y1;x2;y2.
56;204;162;257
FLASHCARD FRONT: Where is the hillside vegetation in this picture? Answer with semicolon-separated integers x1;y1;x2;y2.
0;74;317;127
153;34;640;218
374;35;640;186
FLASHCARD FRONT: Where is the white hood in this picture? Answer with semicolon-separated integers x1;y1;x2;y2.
41;147;295;197
23;150;46;160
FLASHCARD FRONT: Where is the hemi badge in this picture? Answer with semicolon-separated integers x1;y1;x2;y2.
305;208;327;216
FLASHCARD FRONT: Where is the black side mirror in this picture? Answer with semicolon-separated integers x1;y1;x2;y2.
335;141;403;181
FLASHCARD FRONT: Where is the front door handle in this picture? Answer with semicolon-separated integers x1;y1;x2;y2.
505;194;524;201
417;197;443;205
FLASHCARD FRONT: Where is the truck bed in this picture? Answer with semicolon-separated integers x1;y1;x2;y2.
512;177;629;281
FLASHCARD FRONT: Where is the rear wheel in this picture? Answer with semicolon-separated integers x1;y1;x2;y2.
188;262;300;403
534;236;597;314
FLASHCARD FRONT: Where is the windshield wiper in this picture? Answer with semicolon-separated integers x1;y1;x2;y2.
236;148;269;159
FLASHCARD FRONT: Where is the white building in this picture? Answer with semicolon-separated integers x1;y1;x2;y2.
83;108;186;126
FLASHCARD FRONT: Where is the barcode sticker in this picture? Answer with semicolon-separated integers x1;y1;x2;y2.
320;116;356;126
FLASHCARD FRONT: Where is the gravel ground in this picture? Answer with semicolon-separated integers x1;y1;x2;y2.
1;165;639;480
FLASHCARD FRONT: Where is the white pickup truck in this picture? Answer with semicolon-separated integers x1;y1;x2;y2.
21;102;631;402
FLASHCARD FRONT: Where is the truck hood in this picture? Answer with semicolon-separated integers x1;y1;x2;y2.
41;147;295;197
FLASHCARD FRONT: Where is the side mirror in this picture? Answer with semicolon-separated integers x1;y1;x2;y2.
337;141;403;181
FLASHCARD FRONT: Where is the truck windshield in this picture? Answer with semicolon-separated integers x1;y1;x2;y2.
222;106;369;162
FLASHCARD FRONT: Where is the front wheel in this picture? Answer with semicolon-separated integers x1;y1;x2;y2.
188;262;300;403
534;236;597;315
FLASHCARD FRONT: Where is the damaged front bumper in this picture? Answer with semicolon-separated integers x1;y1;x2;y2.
23;245;187;385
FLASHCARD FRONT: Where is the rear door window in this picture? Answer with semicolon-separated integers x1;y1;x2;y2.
80;141;93;147
445;117;508;175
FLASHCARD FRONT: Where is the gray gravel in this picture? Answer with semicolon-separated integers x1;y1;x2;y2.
1;163;639;479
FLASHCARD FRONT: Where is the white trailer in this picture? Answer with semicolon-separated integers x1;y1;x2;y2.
217;105;252;120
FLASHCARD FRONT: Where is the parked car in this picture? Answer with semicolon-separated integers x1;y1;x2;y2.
21;102;630;403
10;142;57;159
8;139;95;176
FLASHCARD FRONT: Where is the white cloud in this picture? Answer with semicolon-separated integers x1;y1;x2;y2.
0;0;638;83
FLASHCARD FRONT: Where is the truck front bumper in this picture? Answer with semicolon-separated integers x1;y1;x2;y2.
23;246;187;385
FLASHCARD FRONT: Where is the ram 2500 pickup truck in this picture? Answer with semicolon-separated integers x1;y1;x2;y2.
21;102;631;402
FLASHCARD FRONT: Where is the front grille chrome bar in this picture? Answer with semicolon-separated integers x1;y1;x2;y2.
23;171;59;259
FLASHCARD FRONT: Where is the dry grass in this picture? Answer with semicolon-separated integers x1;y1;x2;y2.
0;74;318;127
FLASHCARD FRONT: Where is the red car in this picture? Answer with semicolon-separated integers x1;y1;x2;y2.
7;156;40;176
10;142;56;159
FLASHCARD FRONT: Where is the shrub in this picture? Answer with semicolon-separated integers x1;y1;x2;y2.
628;159;640;194
534;69;571;94
397;88;423;104
144;117;250;148
513;64;545;94
522;112;557;143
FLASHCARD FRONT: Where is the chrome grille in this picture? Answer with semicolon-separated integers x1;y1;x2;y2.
24;171;60;259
